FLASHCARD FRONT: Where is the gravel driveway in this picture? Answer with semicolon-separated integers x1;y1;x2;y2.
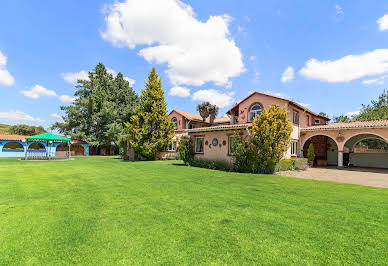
277;167;388;188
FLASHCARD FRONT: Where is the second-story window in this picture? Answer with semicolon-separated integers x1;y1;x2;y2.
248;104;262;122
172;117;178;128
293;111;299;125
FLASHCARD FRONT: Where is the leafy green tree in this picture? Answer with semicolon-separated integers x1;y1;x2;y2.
332;115;351;123
10;124;46;135
231;134;255;172
251;105;293;173
307;143;315;164
177;136;194;165
319;112;328;117
125;68;175;160
353;90;388;121
51;63;138;154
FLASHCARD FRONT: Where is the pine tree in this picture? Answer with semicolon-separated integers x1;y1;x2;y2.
125;68;175;159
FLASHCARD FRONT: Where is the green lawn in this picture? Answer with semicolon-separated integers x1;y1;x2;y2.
0;157;387;265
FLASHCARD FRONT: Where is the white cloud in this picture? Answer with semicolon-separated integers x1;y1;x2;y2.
362;75;388;85
281;66;294;83
299;49;388;83
58;95;76;103
346;111;360;116
263;90;287;98
169;86;190;98
61;68;135;86
0;50;15;86
377;13;388;31
0;110;44;122
50;113;61;119
335;5;344;21
20;84;57;99
297;102;311;108
249;55;257;61
101;0;245;86
20;84;76;103
61;70;89;84
192;89;234;108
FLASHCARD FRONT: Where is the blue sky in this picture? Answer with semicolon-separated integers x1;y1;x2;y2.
0;0;388;128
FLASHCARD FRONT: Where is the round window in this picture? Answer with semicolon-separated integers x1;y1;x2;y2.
212;138;218;146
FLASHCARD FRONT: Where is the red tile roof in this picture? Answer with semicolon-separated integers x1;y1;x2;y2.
0;134;88;143
302;120;388;131
0;135;29;141
170;110;230;124
226;91;330;120
185;123;251;133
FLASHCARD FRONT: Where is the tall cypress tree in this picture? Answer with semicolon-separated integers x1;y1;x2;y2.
125;68;175;159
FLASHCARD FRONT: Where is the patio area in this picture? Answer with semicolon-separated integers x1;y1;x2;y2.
277;167;388;188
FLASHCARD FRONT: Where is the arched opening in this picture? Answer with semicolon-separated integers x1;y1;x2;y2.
28;143;46;151
171;117;178;128
302;135;338;166
248;103;263;122
2;142;24;151
56;143;68;157
70;144;85;156
343;133;388;168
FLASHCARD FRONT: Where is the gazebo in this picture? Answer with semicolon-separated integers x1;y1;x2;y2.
25;133;72;160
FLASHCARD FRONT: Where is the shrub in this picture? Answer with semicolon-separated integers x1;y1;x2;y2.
190;159;233;172
116;135;128;159
307;143;315;163
231;134;256;173
177;136;194;165
295;158;308;170
250;105;292;174
164;154;180;160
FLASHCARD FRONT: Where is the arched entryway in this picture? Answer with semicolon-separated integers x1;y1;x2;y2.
28;143;46;151
343;133;388;168
70;144;85;156
302;135;339;166
56;143;86;156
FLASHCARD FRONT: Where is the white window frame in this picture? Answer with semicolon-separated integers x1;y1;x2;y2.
314;119;320;124
195;137;204;154
168;141;177;152
291;141;298;156
248;104;263;122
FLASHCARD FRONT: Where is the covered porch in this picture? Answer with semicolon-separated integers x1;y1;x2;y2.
300;121;388;168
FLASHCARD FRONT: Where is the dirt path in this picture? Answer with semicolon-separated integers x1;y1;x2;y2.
277;167;388;188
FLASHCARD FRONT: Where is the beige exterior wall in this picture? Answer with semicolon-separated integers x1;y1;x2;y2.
169;111;187;131
191;129;249;164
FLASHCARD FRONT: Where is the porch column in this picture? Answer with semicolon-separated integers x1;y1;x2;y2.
338;150;343;168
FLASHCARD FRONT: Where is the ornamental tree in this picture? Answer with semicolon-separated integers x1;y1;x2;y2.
125;68;175;160
251;105;293;173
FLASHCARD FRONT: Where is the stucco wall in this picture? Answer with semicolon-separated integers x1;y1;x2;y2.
232;93;326;128
169;111;187;130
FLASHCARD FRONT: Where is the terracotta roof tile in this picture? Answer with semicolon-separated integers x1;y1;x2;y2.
171;110;230;124
302;120;388;131
185;123;251;133
0;135;29;141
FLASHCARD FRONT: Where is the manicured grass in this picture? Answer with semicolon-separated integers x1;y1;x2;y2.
0;156;387;264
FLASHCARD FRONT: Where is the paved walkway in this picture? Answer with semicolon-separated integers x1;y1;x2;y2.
277;167;388;188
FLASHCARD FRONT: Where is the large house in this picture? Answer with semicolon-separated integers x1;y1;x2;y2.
166;91;388;168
